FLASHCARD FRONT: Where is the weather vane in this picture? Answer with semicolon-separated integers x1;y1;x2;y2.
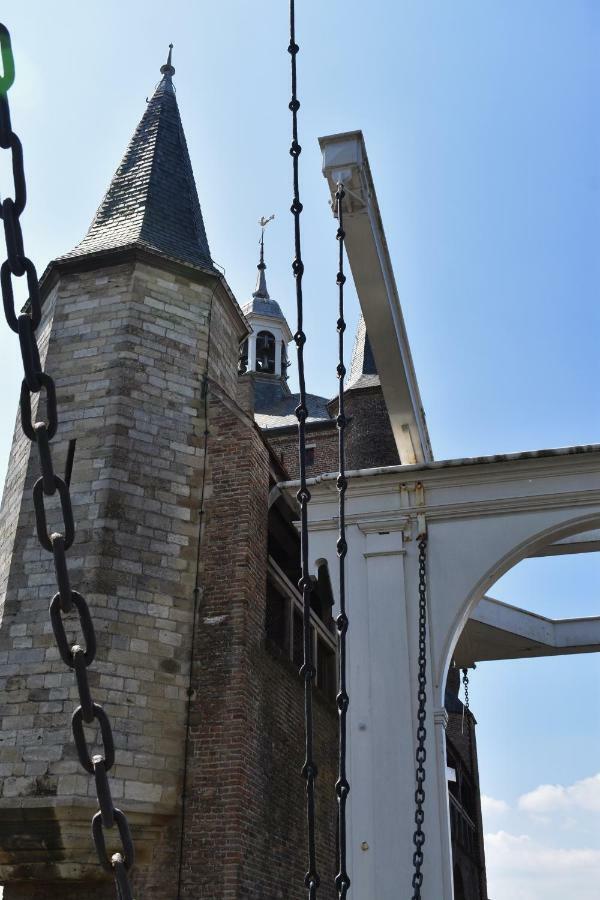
259;214;275;229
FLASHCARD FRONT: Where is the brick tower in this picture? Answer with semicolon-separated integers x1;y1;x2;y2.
0;50;338;899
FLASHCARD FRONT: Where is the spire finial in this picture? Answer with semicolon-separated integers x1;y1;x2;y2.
253;215;275;300
160;43;175;77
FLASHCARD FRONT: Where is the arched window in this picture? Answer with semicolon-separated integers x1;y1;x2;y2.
256;330;276;373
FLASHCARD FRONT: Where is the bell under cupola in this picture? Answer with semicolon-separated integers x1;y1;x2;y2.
240;218;292;379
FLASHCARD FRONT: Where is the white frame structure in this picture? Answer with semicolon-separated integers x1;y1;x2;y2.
278;131;600;899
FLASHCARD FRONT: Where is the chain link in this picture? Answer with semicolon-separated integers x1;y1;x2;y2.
334;183;350;899
0;23;135;898
411;535;428;899
461;668;469;716
288;3;319;896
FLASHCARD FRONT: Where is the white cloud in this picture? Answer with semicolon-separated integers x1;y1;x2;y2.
481;793;509;816
518;773;600;816
485;831;600;900
482;774;600;898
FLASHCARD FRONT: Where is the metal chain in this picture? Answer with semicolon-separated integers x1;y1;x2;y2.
0;24;135;899
461;668;470;718
288;3;319;897
334;184;350;898
411;535;428;899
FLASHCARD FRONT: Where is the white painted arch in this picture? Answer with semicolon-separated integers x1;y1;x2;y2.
283;444;600;899
437;507;600;707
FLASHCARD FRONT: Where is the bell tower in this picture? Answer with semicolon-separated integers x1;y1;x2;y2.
239;219;292;381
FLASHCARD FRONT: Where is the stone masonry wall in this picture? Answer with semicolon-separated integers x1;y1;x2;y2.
0;281;58;608
0;254;337;899
0;258;242;890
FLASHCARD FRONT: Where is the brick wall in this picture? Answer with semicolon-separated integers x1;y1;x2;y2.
265;382;399;481
341;385;400;469
176;385;337;900
267;426;338;481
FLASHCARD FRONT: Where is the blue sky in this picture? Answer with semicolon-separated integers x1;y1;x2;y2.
2;3;599;897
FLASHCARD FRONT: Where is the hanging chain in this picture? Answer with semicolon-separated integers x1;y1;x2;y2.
0;24;135;899
461;668;470;720
334;184;350;899
411;535;428;899
288;3;319;897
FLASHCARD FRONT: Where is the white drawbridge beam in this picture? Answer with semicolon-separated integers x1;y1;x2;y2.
319;131;432;466
456;596;600;667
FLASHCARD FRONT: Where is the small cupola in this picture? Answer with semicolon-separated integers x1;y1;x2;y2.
240;217;292;379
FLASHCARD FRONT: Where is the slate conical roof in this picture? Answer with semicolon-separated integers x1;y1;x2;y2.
63;50;214;271
346;314;380;390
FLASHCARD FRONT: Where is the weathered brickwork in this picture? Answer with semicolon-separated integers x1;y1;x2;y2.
178;387;337;900
266;383;400;479
267;425;338;481
0;256;246;890
0;250;338;899
0;48;343;898
0;282;58;608
340;386;400;470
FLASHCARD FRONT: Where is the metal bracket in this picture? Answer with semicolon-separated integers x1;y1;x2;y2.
416;480;427;538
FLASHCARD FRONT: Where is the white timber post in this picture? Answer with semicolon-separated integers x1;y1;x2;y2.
433;706;455;899
247;328;257;372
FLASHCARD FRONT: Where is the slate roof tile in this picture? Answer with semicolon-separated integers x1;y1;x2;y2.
346;314;380;390
60;67;214;272
253;377;331;430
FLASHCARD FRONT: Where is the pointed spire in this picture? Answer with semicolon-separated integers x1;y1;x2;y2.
62;50;214;272
346;314;380;390
253;215;274;300
241;215;292;338
160;43;175;77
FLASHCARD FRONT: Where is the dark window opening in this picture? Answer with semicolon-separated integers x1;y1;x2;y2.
310;561;335;632
267;490;337;702
317;641;336;700
256;330;276;373
305;445;315;466
265;563;337;702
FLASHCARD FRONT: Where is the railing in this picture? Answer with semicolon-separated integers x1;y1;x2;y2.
267;556;337;698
